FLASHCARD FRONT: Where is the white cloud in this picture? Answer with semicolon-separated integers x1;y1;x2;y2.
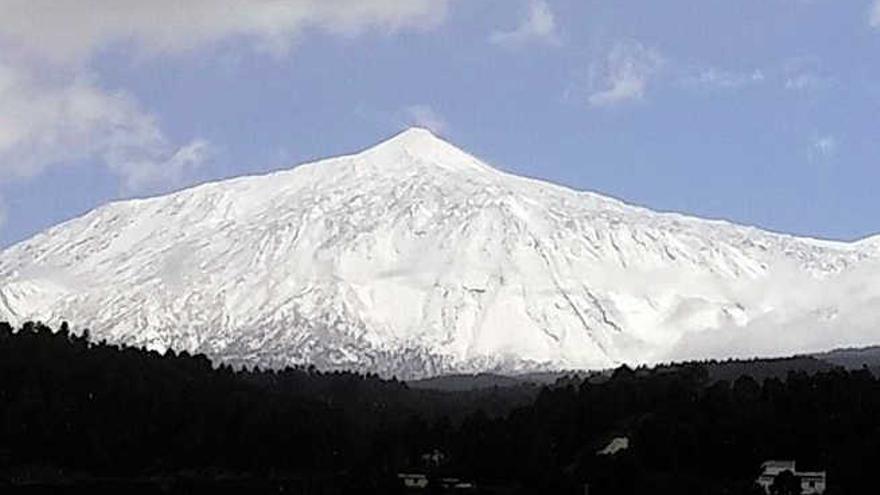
403;105;449;135
490;1;559;47
784;73;826;91
781;57;833;92
0;59;207;192
871;1;880;28
0;0;450;64
809;135;837;161
681;68;765;90
588;41;664;107
0;1;449;193
676;58;832;96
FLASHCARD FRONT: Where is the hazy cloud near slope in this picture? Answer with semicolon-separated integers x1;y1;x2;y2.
108;139;214;194
663;259;880;363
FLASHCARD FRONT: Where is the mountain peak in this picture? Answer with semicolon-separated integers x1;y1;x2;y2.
5;127;879;379
358;127;493;174
365;127;454;156
391;126;441;142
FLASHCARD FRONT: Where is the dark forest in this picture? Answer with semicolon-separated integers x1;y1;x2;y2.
1;321;878;494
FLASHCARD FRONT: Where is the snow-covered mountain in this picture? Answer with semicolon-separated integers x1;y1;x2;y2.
2;128;879;378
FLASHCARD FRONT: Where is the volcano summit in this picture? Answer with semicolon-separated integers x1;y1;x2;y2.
1;129;879;378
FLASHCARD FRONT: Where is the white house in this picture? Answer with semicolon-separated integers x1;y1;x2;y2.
398;473;429;489
597;436;630;456
757;460;826;494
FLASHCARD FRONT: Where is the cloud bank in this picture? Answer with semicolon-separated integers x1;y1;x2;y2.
0;59;211;192
663;259;880;363
0;0;450;64
0;0;449;193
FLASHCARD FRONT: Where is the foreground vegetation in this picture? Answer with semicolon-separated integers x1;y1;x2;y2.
1;321;878;493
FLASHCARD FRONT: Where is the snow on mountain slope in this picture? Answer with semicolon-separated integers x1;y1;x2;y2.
1;128;879;378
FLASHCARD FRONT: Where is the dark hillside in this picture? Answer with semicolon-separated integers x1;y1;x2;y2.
2;321;879;494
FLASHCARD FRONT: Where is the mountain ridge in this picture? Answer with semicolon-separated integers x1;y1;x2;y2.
1;128;879;378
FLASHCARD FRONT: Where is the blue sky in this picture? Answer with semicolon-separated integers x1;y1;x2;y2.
1;0;879;247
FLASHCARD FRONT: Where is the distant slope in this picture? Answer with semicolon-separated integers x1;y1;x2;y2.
1;128;880;378
409;355;846;391
814;346;880;371
408;373;533;391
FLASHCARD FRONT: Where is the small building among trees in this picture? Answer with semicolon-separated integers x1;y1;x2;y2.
757;460;826;494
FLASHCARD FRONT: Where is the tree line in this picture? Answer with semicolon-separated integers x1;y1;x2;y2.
1;321;878;493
